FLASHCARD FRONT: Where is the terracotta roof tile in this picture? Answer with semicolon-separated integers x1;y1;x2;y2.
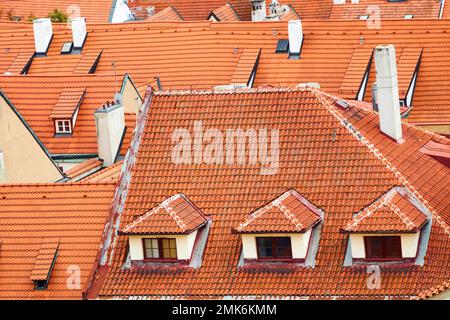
73;50;103;74
145;6;184;21
30;238;59;281
97;88;450;299
49;88;86;119
339;48;373;99
230;48;261;85
235;189;322;233
81;160;124;183
6;49;34;75
0;182;116;299
0;0;117;23
397;47;422;97
210;3;241;21
342;188;429;233
65;158;103;179
120;194;208;235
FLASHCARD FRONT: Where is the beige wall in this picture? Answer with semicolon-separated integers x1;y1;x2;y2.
0;96;63;183
242;231;312;260
121;78;142;115
419;124;450;136
349;233;420;259
128;232;198;261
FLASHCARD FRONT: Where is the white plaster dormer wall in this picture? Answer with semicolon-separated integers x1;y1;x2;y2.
241;230;312;260
349;233;420;259
128;231;198;261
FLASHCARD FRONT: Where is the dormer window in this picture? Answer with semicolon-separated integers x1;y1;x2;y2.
55;119;72;134
50;88;86;136
341;187;430;265
119;194;210;268
233;189;323;265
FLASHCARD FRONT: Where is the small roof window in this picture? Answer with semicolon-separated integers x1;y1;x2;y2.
404;14;414;19
275;39;289;54
61;42;73;55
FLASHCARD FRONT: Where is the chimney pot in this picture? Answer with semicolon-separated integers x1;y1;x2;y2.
71;17;87;50
374;44;403;142
33;18;53;55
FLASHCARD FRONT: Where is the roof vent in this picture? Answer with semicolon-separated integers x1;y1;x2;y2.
33;18;53;56
335;99;350;110
288;20;303;59
71;17;87;52
61;42;73;55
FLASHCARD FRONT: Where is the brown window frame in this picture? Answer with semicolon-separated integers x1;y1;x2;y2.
142;238;178;261
255;237;293;260
364;236;403;261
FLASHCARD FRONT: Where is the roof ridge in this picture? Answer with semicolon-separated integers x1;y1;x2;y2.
313;89;450;236
0;181;115;188
153;86;313;96
273;191;304;231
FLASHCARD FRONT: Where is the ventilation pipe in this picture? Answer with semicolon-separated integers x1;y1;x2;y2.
33;18;53;55
374;44;403;142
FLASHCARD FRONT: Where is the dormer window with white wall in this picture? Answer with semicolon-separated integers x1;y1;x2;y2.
233;189;323;266
119;194;210;268
341;187;431;265
50;88;86;136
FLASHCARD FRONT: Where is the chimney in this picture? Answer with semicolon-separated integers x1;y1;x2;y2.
374;44;402;142
288;20;303;59
333;0;346;4
33;18;53;55
251;0;267;22
0;150;5;183
94;103;125;167
71;17;87;50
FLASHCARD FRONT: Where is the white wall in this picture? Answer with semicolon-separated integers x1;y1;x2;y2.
111;0;133;23
128;231;198;261
242;231;312;260
349;233;420;259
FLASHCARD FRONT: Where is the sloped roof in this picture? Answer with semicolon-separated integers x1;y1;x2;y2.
3;19;450;125
342;188;429;233
97;88;450;299
235;189;322;233
0;0;118;23
145;6;183;21
81;160;124;183
129;0;251;20
65;158;103;179
0;75;134;155
0;182;116;299
120;194;208;235
210;3;240;21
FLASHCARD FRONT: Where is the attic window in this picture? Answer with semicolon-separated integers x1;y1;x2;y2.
275;39;289;53
61;42;73;55
359;15;369;20
256;237;292;260
364;236;402;260
50;88;86;135
404;14;414;19
143;238;178;260
55;119;72;134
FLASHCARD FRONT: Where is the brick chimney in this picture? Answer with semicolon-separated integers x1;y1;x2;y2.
33;18;53;55
94;102;125;167
374;44;403;142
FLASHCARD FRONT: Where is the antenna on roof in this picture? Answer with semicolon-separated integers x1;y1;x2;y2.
112;60;118;95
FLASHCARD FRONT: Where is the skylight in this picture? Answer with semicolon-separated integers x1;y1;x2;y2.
61;42;73;55
275;39;289;54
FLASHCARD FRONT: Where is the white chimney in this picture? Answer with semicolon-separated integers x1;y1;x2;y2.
374;44;403;142
33;18;53;55
72;17;87;49
288;20;303;59
333;0;346;4
0;150;6;183
251;0;267;21
94;103;125;167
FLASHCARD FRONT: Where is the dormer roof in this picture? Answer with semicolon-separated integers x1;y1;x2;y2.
235;189;322;234
341;188;429;234
49;88;86;120
119;194;208;235
30;238;59;283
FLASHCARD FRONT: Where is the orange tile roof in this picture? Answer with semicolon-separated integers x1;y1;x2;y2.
339;48;373;98
230;48;261;85
49;88;86;119
2;19;450;125
73;49;103;74
6;48;34;75
235;189;322;233
65;158;103;179
120;194;208;235
0;74;134;155
0;0;117;23
129;0;251;21
145;6;183;21
0;182;116;299
81;160;124;183
342;188;429;233
210;2;241;21
30;238;60;281
97;88;450;299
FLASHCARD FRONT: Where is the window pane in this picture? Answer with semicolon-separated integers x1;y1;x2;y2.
365;236;402;259
143;238;159;258
276;237;292;258
161;238;177;259
256;237;274;258
383;236;402;258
